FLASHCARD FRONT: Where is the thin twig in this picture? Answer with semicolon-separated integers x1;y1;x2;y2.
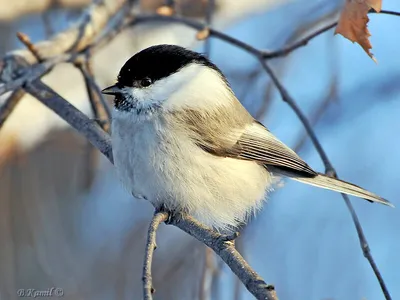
143;211;169;300
343;193;392;300
75;57;112;132
16;32;43;62
132;14;262;57
262;22;337;59
0;1;129;131
263;9;400;59
75;57;110;190
0;4;131;97
131;9;400;61
370;9;400;16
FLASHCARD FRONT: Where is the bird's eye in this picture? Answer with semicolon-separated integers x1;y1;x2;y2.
140;77;152;87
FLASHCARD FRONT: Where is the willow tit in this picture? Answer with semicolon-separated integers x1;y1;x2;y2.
102;44;392;230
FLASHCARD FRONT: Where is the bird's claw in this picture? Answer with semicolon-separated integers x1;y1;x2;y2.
155;204;184;225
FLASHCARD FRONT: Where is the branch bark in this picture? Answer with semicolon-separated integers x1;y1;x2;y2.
171;216;278;300
3;0;126;64
25;80;113;163
143;211;169;300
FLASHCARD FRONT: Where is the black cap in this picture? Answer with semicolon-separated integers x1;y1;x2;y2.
116;44;225;87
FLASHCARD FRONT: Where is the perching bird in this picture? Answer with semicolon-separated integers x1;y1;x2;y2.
102;44;392;231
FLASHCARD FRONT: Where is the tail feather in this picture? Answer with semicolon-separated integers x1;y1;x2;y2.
278;170;393;207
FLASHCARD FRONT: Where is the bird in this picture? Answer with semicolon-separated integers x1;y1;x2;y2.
102;44;392;231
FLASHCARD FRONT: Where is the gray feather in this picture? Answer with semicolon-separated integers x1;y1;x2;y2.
271;168;393;207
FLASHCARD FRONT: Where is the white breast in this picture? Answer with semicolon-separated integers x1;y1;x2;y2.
111;111;272;231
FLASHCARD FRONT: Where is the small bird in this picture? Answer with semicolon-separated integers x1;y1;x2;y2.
102;44;392;230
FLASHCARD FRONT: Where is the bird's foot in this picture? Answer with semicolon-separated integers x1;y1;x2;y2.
155;204;185;225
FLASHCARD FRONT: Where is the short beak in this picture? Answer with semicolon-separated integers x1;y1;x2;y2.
101;84;123;96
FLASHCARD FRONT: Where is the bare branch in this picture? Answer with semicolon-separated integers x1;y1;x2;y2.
1;0;126;67
170;215;278;300
0;0;91;22
25;80;113;163
370;9;400;16
0;0;128;131
263;9;400;59
143;211;169;300
16;32;43;62
263;22;337;59
75;58;112;132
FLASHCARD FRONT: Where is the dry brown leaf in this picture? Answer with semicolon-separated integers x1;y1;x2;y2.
156;5;174;16
196;27;210;40
335;0;382;62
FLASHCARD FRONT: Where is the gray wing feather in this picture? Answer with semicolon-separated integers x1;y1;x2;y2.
232;122;317;177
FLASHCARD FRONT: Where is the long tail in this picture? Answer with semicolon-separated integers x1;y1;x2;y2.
281;171;393;207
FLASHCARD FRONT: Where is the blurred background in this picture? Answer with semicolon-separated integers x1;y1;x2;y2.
0;0;399;299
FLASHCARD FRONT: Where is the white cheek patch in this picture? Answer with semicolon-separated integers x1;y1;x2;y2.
120;74;183;105
118;63;233;113
162;64;234;111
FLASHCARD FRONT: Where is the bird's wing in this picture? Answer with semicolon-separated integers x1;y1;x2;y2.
171;107;392;205
169;104;315;177
231;121;317;177
183;112;317;177
173;109;393;206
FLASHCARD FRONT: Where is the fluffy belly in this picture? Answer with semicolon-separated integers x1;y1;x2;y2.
112;117;271;230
